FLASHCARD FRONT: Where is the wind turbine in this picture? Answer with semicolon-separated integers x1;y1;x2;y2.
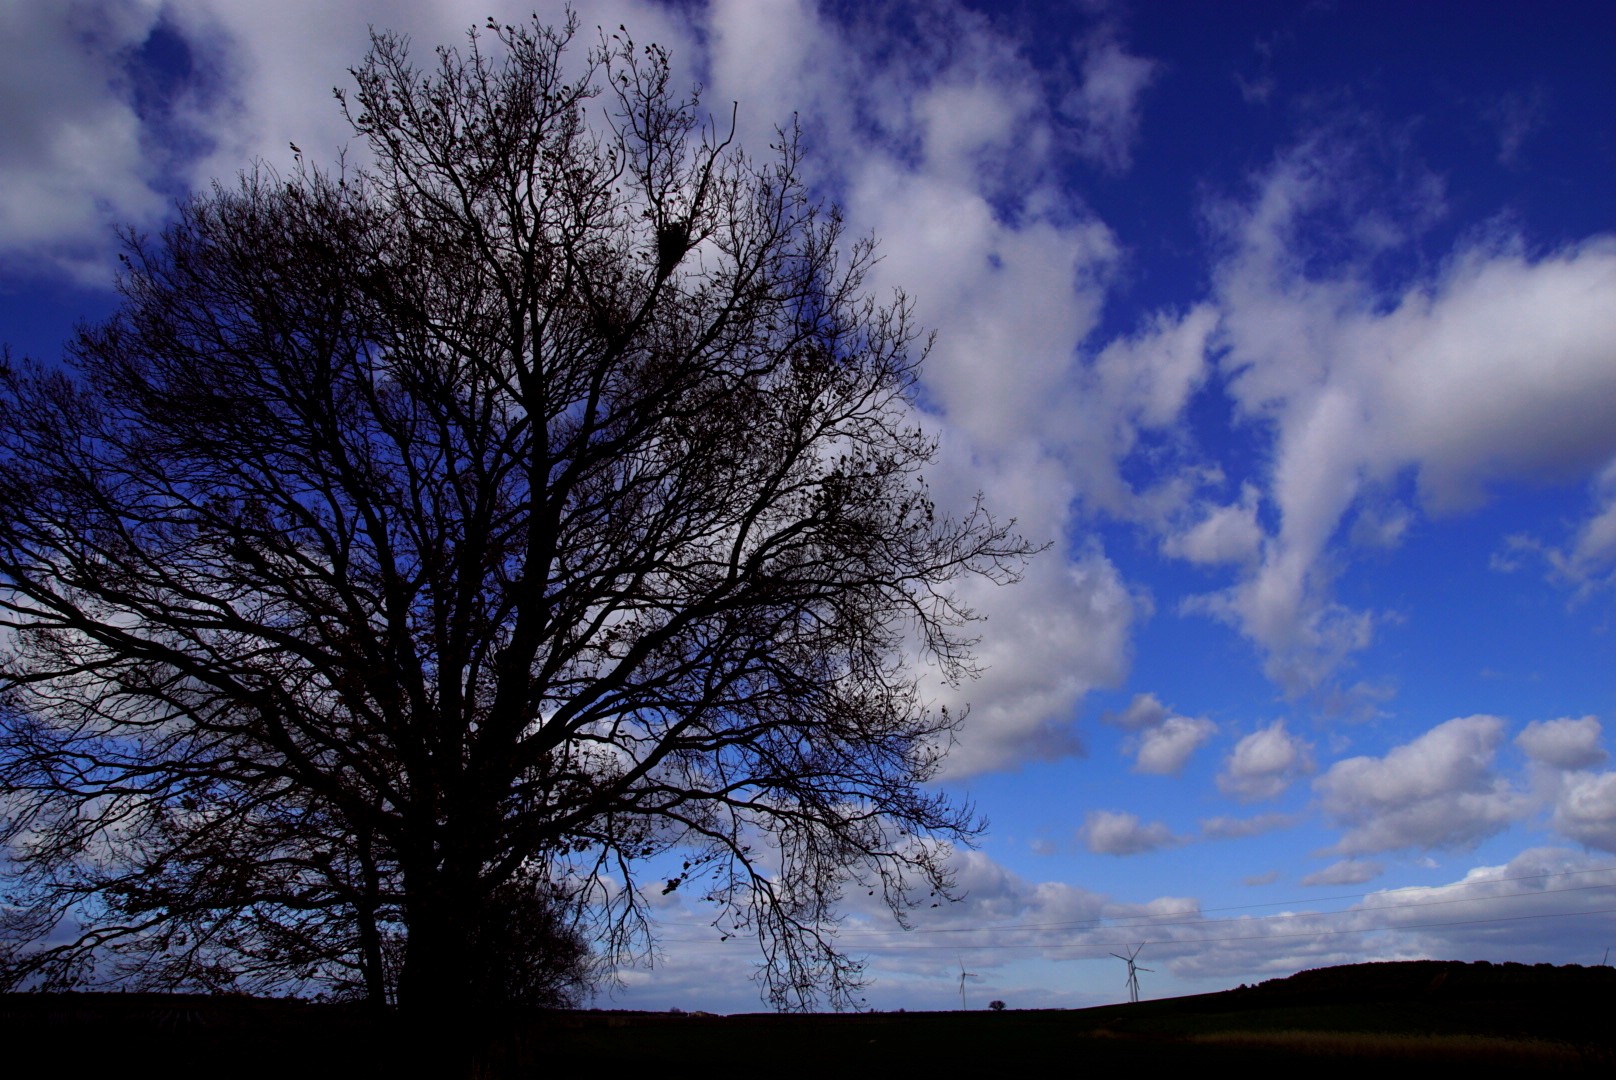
1111;943;1152;1003
957;957;981;1010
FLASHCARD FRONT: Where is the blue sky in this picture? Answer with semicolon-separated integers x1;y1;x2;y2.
3;0;1616;1012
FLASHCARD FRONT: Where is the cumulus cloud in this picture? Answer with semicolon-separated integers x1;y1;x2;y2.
1059;306;1219;521
1217;719;1313;802
630;840;1616;1010
1170;847;1616;983
1516;716;1608;770
1315;715;1526;855
832;847;1210;1009
932;847;1110;930
1505;717;1616;852
915;843;1606;1003
1101;692;1216;775
1551;771;1616;852
1079;810;1181;855
1353;847;1616;960
1133;716;1217;775
936;542;1138;776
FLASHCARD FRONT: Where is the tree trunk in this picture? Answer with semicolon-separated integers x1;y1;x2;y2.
397;869;477;1016
356;831;388;1006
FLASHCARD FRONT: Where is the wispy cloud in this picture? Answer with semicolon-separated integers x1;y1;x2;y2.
1300;859;1384;887
1181;128;1616;692
1201;813;1298;841
1061;30;1159;173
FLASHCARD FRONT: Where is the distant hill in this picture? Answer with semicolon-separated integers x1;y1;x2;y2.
1057;959;1616;1063
1230;957;1616;1004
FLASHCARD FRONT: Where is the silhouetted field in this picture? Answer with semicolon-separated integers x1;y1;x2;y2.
7;961;1613;1078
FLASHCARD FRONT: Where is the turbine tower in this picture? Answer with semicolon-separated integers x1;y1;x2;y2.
957;958;980;1010
1111;943;1152;1003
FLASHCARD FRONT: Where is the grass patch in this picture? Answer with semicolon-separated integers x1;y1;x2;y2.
1188;1029;1591;1069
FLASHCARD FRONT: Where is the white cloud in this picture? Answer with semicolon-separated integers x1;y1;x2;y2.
185;0;706;171
1061;31;1159;174
1132;716;1217;775
2;0;1176;780
1102;691;1170;732
1354;848;1616;960
936;847;1110;930
1187;130;1616;693
1299;859;1384;886
1349;499;1412;550
854;160;1118;458
1078;810;1180;855
0;0;708;280
1185;567;1374;697
936;540;1138;777
1552;472;1616;591
1508;459;1616;599
705;0;826;142
1367;242;1616;509
1315;715;1526;855
851;841;1604;1006
1168;847;1616;982
1217;719;1313;802
1067;306;1218;520
1163;483;1265;567
831;847;1206;1009
0;0;175;277
632;841;1616;1010
1091;305;1217;432
1516;716;1607;770
1508;718;1616;853
1200;813;1296;840
1101;692;1216;775
709;1;1170;778
1551;771;1616;852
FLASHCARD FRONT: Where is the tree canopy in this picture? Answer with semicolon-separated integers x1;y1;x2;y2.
0;15;1029;1012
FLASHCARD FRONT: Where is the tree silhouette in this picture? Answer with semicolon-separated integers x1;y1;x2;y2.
0;15;1030;1013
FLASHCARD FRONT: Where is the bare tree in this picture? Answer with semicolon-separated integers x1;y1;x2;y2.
0;14;1030;1013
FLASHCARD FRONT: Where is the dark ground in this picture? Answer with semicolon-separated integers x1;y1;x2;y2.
6;960;1614;1077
